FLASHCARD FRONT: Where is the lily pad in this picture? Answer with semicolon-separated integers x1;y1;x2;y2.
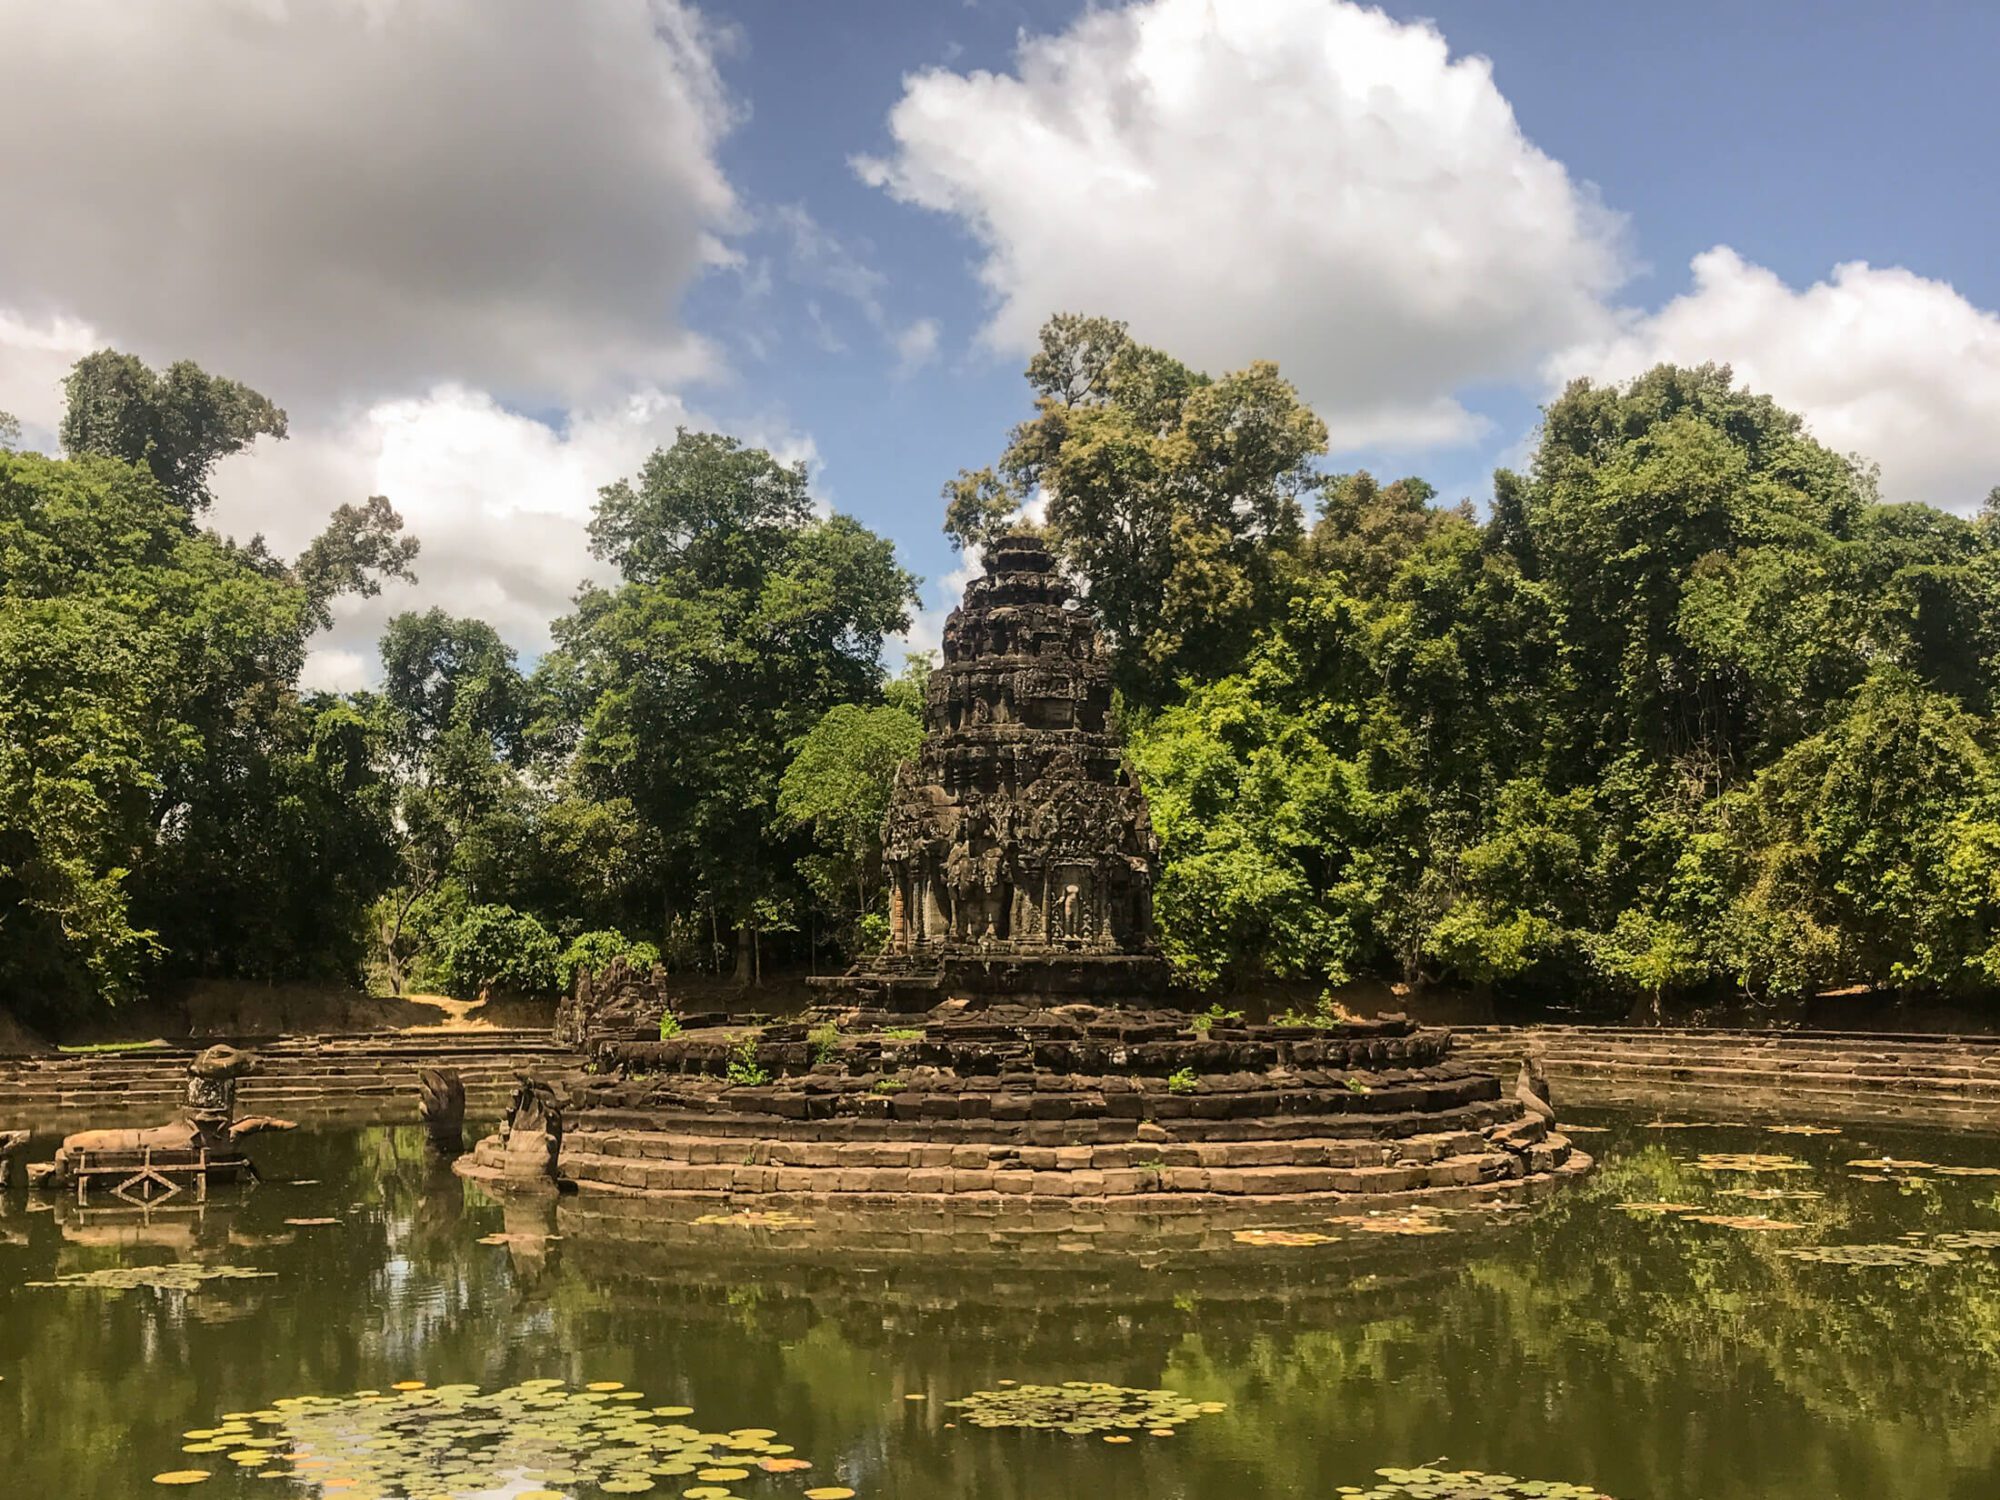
944;1381;1220;1435
1354;1467;1615;1498
1779;1242;1964;1267
1327;1209;1451;1236
691;1210;814;1230
28;1265;274;1295
1232;1228;1336;1247
1614;1201;1701;1215
1692;1153;1810;1174
1683;1214;1806;1232
155;1380;813;1498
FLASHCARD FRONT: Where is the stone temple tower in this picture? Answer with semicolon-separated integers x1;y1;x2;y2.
820;530;1171;1010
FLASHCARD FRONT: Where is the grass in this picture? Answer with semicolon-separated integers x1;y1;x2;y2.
56;1038;169;1054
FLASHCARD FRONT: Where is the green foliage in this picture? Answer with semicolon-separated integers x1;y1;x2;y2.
777;699;922;953
1127;353;2000;1008
1187;1003;1242;1036
871;1075;906;1094
1166;1066;1199;1094
60;349;287;514
657;1010;682;1040
546;429;917;981
557;929;662;994
725;1034;770;1087
418;903;560;1000
946;313;1325;702
0;424;410;1012
808;1021;840;1065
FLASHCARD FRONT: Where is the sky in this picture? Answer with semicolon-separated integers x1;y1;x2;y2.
3;0;1999;688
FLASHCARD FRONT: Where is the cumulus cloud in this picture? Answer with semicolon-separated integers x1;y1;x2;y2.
1556;248;2000;512
857;0;1628;449
0;0;738;410
207;387;817;684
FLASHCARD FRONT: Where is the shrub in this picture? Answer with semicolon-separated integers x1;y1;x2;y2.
725;1035;770;1087
1166;1066;1199;1094
658;1011;682;1040
809;1021;840;1065
422;904;560;999
558;929;662;994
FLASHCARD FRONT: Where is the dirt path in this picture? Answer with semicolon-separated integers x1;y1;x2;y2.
397;993;496;1032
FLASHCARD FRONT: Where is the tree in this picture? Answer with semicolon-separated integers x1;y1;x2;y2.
60;350;287;515
776;700;924;952
369;609;530;993
545;430;917;981
945;313;1326;701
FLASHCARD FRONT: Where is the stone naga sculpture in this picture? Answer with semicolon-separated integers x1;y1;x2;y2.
1516;1053;1556;1123
38;1045;295;1189
418;1066;466;1155
497;1074;564;1187
0;1128;28;1190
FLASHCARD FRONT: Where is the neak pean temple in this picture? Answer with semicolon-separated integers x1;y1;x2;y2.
464;533;1589;1210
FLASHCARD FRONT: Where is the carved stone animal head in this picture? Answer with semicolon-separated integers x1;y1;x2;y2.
190;1044;257;1080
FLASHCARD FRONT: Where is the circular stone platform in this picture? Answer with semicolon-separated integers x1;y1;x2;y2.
471;536;1589;1211
459;1007;1588;1207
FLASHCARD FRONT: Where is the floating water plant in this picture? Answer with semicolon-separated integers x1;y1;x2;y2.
1233;1228;1336;1247
155;1380;812;1496
1682;1214;1806;1233
1932;1230;2000;1250
1692;1153;1810;1174
1716;1188;1822;1201
945;1381;1222;1435
692;1210;814;1230
1767;1124;1842;1136
27;1265;274;1295
1328;1209;1451;1236
1351;1467;1615;1498
1614;1201;1702;1215
1848;1158;1938;1172
1778;1242;1964;1267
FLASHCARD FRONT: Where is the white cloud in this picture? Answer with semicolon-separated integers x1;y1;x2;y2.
894;544;980;667
208;386;818;683
769;205;942;371
858;0;1627;449
0;310;99;445
894;317;942;375
0;0;738;411
1556;248;2000;512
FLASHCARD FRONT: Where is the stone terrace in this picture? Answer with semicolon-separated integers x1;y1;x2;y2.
1454;1023;2000;1130
0;1031;568;1132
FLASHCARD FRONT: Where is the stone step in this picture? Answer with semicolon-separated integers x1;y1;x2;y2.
559;1124;1515;1174
555;1143;1560;1200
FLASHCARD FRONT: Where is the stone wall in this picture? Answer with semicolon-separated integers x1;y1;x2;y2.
1453;1024;2000;1129
0;1032;569;1132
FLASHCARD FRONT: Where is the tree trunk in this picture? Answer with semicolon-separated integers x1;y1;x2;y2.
734;922;754;984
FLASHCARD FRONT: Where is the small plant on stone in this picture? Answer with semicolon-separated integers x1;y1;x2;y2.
1275;991;1361;1029
1344;1075;1370;1094
1187;1002;1244;1037
809;1021;840;1065
872;1076;907;1094
1166;1066;1200;1094
881;1026;923;1041
658;1010;682;1040
725;1035;770;1087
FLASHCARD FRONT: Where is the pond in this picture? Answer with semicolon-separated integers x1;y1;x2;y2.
4;1112;2000;1499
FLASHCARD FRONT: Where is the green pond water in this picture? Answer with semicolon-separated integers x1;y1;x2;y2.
5;1111;2000;1499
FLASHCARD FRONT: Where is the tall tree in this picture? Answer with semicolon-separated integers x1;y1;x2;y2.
545;430;917;980
945;313;1326;702
60;350;288;515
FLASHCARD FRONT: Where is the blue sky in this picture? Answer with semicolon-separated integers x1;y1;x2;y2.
4;1;1998;680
